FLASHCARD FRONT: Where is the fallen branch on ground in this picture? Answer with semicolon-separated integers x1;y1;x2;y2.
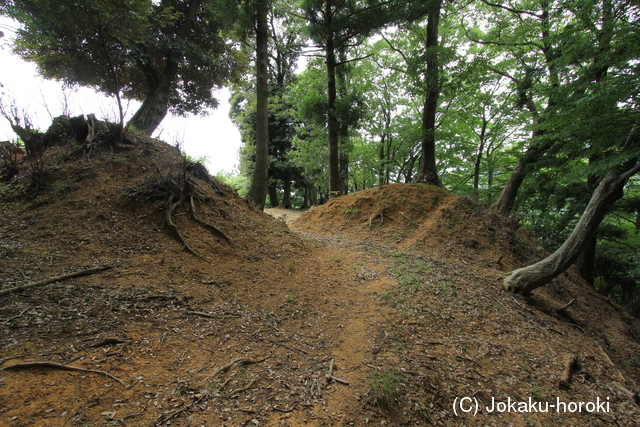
265;338;309;354
209;356;270;379
0;266;112;297
612;381;640;407
325;358;349;385
185;310;218;319
231;378;257;396
0;361;127;387
400;212;419;226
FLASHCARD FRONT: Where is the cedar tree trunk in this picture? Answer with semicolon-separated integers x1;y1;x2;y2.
326;29;341;197
268;183;279;208
247;0;270;209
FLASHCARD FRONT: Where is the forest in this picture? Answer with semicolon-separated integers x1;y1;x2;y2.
0;0;639;310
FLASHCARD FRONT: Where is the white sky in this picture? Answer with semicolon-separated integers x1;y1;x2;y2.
0;20;242;176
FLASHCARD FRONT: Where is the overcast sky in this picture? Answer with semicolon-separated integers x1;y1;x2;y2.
0;19;242;176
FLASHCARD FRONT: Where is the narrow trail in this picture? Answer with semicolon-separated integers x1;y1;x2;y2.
277;230;401;424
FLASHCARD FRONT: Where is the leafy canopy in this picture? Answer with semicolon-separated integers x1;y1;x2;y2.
1;0;246;116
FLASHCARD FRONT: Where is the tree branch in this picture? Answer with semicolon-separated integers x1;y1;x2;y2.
336;53;373;66
479;0;544;18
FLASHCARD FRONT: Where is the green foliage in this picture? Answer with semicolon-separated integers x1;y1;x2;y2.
216;171;249;197
2;0;247;123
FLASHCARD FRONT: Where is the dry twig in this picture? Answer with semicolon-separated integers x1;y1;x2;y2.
208;356;270;381
0;266;112;297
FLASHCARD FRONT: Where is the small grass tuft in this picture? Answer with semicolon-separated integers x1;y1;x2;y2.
369;369;405;409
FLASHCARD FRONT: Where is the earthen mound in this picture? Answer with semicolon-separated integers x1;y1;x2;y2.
293;183;538;270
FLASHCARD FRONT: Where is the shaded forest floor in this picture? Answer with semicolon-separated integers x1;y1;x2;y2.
1;129;640;426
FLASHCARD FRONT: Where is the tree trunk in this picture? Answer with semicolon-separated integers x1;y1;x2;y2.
282;179;292;209
576;235;597;286
492;132;552;215
336;54;350;196
379;134;386;186
505;164;640;295
247;0;270;210
486;153;496;206
416;0;443;187
404;153;418;183
340;151;349;195
303;183;316;209
492;160;527;215
473;117;487;201
326;30;341;197
268;183;279;208
127;73;171;135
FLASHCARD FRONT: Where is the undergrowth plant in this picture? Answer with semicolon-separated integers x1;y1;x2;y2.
369;369;405;409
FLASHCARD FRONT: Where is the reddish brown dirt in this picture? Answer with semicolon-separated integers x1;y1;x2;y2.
1;132;640;426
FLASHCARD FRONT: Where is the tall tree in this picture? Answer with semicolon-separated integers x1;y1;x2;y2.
2;0;246;135
247;0;270;209
301;0;423;197
416;0;443;186
503;0;640;293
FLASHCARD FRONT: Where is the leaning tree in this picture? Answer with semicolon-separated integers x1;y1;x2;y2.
503;0;640;294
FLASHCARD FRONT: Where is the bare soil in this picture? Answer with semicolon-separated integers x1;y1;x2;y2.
1;132;639;426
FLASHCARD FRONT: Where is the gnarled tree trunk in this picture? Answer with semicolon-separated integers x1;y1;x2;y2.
506;163;640;295
127;75;171;135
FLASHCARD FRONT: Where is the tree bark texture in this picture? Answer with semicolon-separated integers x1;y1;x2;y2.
282;179;292;209
127;72;172;135
416;0;443;187
492;122;556;215
326;32;341;197
575;235;597;286
247;0;270;209
505;165;640;295
491;159;527;215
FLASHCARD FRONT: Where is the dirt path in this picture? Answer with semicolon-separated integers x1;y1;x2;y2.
0;224;403;427
264;208;306;223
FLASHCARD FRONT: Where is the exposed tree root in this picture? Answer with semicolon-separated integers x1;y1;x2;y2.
165;194;211;263
189;195;230;243
0;361;127;387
